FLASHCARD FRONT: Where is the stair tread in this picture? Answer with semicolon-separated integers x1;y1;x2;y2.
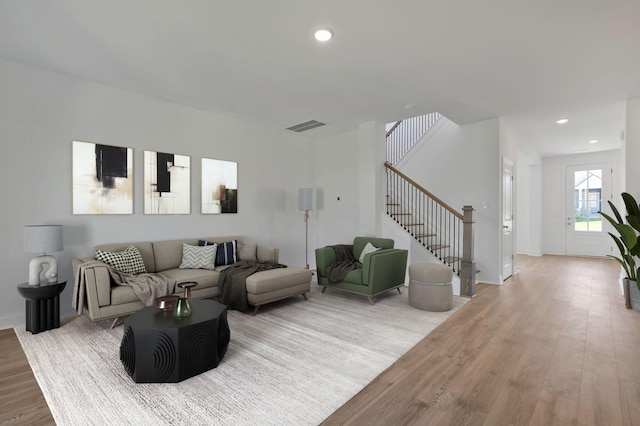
429;244;450;250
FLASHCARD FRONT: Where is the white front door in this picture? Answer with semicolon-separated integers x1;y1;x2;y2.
503;159;514;280
565;163;611;256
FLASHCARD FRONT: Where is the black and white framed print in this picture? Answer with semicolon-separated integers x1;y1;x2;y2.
72;140;133;214
201;157;238;214
144;150;191;214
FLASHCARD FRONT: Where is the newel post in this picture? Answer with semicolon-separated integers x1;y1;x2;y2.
460;205;476;297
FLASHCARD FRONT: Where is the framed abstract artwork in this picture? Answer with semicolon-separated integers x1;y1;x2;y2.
201;158;238;214
144;150;191;214
72;140;133;214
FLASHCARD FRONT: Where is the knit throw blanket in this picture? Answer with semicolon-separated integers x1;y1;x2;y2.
72;260;174;315
219;261;287;312
326;244;359;284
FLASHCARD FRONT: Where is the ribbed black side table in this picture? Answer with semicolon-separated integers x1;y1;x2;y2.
17;281;67;334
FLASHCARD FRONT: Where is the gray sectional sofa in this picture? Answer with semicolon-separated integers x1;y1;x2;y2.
71;236;312;324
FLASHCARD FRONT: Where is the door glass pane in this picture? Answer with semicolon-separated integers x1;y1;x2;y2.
574;169;602;232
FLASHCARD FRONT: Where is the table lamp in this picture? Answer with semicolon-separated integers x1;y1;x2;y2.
24;225;63;285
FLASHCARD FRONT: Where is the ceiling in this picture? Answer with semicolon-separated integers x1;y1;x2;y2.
1;1;639;157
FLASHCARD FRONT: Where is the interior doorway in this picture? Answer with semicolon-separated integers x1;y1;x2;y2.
503;158;514;281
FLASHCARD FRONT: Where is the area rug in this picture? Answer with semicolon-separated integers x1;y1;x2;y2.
15;284;467;425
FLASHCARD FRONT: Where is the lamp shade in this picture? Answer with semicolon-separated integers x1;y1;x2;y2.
24;225;63;253
298;188;316;211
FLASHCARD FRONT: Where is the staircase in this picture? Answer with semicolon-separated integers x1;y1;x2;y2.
385;113;475;296
386;112;441;165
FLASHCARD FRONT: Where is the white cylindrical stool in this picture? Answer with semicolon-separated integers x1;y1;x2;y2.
408;263;453;311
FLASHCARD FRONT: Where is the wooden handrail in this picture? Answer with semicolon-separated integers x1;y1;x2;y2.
386;120;402;138
384;161;463;220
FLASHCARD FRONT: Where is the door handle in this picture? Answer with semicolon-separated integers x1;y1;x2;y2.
503;225;509;229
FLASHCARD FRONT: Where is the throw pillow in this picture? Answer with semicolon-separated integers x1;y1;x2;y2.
359;242;380;263
215;240;238;266
179;243;217;270
237;243;257;262
95;245;147;275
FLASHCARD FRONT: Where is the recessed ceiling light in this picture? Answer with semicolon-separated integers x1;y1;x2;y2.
556;118;568;124
314;28;333;42
588;139;598;144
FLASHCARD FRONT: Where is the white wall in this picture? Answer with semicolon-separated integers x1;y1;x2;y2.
516;150;543;256
541;150;622;255
357;121;386;236
0;58;315;329
313;130;361;253
395;117;502;285
499;121;544;258
626;97;640;198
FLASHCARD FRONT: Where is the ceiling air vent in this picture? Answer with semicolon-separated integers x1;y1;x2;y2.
286;120;326;132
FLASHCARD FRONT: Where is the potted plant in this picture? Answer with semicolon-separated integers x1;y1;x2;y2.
600;192;640;309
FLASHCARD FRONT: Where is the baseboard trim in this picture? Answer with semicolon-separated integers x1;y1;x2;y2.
517;250;543;257
0;313;23;330
479;280;502;286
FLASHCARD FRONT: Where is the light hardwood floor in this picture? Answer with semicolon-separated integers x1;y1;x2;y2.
1;255;637;425
324;255;640;425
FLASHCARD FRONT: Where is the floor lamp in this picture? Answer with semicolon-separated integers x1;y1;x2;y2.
298;188;316;269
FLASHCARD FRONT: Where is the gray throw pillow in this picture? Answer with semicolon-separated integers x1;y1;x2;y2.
179;243;217;270
237;244;257;262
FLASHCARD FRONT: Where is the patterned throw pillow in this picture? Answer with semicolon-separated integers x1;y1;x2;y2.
200;239;238;266
359;242;380;263
179;243;217;270
95;245;147;274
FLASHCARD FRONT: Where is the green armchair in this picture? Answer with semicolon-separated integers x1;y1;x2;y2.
315;237;408;304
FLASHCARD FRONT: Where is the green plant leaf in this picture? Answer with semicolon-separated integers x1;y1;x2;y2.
600;211;621;228
607;200;624;223
609;232;626;255
632;237;640;257
612;223;638;250
608;255;632;279
622;192;640;215
623;254;637;280
627;215;640;233
622;192;640;232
